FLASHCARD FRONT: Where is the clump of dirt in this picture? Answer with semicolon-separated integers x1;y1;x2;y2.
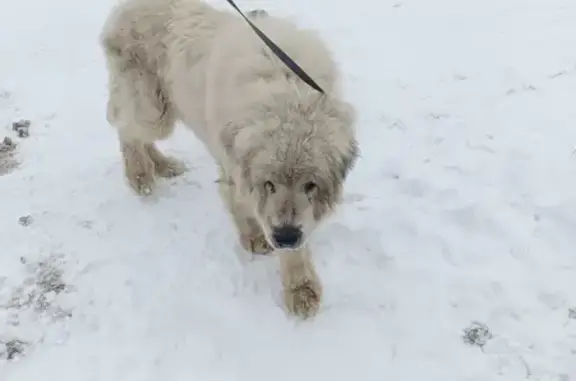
12;119;30;138
462;321;493;348
18;215;33;227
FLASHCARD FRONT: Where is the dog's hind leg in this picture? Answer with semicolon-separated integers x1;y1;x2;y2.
146;143;187;179
103;44;185;196
280;244;322;319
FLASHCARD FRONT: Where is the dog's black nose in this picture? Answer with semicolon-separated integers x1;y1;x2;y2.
272;226;302;248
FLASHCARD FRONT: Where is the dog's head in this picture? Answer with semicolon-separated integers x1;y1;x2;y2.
223;94;358;250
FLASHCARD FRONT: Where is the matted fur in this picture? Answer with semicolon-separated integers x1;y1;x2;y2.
100;0;358;318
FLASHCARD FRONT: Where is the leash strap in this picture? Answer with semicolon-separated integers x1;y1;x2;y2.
223;0;325;94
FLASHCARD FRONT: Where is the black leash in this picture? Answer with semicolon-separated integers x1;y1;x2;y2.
224;0;325;94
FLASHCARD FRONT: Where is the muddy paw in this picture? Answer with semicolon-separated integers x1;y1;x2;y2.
154;156;187;178
240;234;273;255
284;279;322;319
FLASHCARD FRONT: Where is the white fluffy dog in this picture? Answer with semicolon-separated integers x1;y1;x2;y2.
100;0;359;318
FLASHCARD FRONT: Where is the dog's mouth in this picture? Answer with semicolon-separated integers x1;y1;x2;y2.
269;241;305;252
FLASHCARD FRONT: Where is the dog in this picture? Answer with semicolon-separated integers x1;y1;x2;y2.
100;0;359;318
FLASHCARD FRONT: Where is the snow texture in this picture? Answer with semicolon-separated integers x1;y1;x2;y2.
2;0;576;380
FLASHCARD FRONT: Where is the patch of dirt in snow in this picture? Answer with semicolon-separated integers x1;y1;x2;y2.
0;136;19;176
0;92;30;176
0;253;75;363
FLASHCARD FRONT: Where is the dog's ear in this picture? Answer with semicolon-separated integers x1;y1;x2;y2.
220;122;239;158
334;99;357;130
339;140;359;180
325;97;358;180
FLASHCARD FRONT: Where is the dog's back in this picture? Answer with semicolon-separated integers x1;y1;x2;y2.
101;0;340;120
210;15;337;88
101;0;351;161
101;0;227;73
198;12;342;141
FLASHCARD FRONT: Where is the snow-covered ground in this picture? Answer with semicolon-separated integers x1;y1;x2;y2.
2;0;576;379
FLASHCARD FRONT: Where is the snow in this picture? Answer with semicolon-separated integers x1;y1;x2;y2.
1;0;576;379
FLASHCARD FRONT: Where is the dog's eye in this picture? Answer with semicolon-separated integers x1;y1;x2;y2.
303;181;317;193
264;180;276;194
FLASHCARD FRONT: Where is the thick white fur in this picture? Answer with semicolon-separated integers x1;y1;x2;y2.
100;0;358;318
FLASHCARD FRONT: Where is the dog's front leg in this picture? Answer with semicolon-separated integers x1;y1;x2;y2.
235;213;273;255
280;245;322;319
218;169;272;255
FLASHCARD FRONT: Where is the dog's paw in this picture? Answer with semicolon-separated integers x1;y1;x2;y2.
124;161;156;196
123;144;156;196
127;171;156;196
153;156;187;178
240;233;273;255
284;278;322;319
